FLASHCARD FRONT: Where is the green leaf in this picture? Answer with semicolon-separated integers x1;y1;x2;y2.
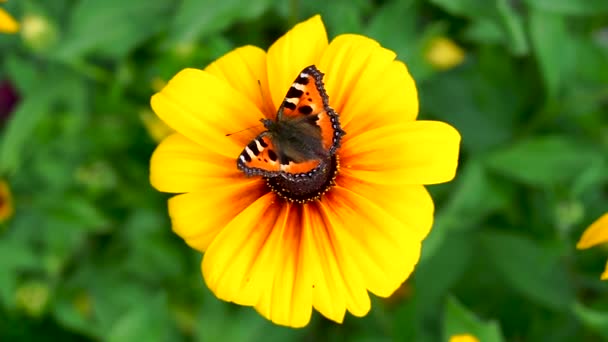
438;160;510;232
421;56;523;153
0;87;57;175
429;0;493;18
55;0;172;60
106;294;174;342
528;9;570;98
444;296;504;342
463;18;505;45
496;0;528;55
167;0;271;46
479;231;575;311
573;302;608;339
524;0;608;15
416;231;472;308
485;136;604;187
3;57;40;95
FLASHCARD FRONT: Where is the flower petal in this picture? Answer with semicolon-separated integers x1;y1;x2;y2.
337;174;434;241
202;196;315;327
266;15;328;112
321;186;423;299
205;45;274;116
602;260;608;281
0;8;19;34
151;68;265;158
202;193;281;308
0;179;13;222
319;34;418;137
167;181;266;252
577;213;608;249
340;120;461;185
255;204;313;327
313;199;371;317
150;133;253;193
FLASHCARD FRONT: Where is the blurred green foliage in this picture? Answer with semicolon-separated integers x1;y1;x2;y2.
1;0;607;341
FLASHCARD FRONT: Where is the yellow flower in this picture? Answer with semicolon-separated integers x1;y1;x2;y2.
0;179;13;223
0;2;18;34
150;15;461;327
426;37;465;70
577;212;608;280
449;334;480;342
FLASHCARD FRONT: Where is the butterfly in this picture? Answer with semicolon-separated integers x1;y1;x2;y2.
237;65;345;180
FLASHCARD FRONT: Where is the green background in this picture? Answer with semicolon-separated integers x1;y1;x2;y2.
1;0;608;341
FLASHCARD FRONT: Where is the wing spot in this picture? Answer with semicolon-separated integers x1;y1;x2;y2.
268;149;278;162
247;140;260;155
286;87;304;99
298;105;313;115
243;153;252;163
283;101;296;110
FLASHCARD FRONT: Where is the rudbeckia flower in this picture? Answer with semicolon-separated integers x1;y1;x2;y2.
577;212;608;280
449;334;479;342
150;15;460;327
0;179;13;223
0;1;18;34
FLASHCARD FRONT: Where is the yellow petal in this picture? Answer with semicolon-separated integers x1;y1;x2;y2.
202;193;280;307
255;204;313;327
577;213;608;249
150;68;264;158
266;15;328;111
337;175;434;241
321;187;422;299
449;334;480;342
602;260;608;280
0;8;18;34
205;45;274;116
167;181;266;252
150;133;253;193
319;34;418;137
202;194;316;328
340;120;461;185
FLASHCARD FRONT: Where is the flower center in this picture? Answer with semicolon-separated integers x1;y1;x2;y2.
266;155;340;203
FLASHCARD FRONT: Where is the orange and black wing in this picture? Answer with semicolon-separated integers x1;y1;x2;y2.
237;132;322;178
277;65;345;155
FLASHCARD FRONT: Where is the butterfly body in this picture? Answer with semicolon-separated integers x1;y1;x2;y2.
237;65;345;180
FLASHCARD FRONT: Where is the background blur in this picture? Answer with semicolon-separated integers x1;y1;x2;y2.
1;0;608;341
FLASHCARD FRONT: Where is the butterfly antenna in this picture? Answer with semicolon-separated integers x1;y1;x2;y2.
225;124;262;137
225;80;270;137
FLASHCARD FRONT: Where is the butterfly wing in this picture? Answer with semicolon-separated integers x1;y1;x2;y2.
237;132;322;178
277;65;345;155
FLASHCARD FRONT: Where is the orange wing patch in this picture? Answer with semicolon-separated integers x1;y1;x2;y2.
281;159;321;174
279;69;326;120
237;133;322;177
237;134;281;176
277;66;345;155
236;65;345;179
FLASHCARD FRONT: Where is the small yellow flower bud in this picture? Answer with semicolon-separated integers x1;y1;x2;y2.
426;37;465;70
